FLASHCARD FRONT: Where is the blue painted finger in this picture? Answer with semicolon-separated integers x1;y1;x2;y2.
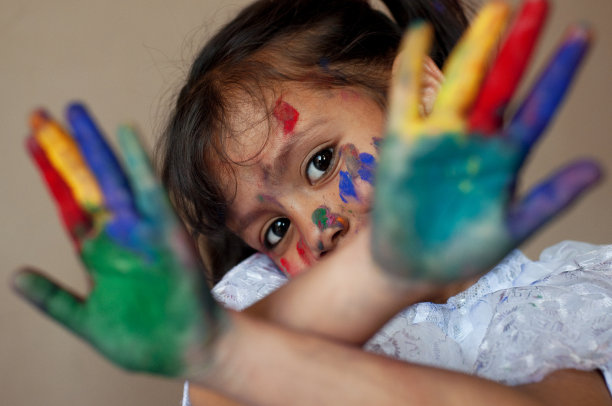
506;159;601;242
506;26;591;154
66;103;139;241
66;103;136;215
13;269;86;337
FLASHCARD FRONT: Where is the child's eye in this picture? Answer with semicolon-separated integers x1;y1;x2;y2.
264;217;291;249
306;147;334;183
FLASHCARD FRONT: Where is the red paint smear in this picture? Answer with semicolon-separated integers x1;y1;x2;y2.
296;239;312;266
26;136;92;249
469;0;548;134
273;98;299;135
280;258;296;277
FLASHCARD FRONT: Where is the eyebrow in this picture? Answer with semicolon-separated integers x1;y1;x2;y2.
268;117;329;182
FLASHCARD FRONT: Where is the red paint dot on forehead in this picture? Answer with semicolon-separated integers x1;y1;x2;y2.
273;98;299;135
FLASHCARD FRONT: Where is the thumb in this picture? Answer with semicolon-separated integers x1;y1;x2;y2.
13;268;86;337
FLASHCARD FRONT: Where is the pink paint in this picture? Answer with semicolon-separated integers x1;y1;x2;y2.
339;89;361;101
273;98;299;135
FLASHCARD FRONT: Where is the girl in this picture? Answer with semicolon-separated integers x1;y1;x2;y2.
159;0;472;282
16;0;612;405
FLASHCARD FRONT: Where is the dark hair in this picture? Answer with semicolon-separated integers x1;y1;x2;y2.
158;0;471;284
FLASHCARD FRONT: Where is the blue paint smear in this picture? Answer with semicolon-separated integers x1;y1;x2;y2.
339;171;357;203
358;153;377;184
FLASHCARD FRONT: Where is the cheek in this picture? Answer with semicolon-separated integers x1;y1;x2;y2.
271;248;310;278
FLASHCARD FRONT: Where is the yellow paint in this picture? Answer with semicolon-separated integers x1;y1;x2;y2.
432;1;510;130
34;120;103;209
466;156;481;175
458;180;473;194
388;2;510;141
387;22;433;138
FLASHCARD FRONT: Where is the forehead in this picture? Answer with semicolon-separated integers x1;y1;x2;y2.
217;84;383;208
222;84;374;162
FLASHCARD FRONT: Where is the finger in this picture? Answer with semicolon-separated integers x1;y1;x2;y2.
26;136;93;246
31;109;103;210
469;0;549;135
13;268;86;336
432;2;510;129
66;103;137;218
117;125;173;219
507;159;602;241
386;21;433;138
506;25;591;153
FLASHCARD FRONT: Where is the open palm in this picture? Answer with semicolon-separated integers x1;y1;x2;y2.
15;105;223;377
373;0;600;282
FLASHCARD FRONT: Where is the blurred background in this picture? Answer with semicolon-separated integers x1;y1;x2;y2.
1;0;611;404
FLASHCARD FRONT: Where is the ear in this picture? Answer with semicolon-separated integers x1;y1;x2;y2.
391;53;444;117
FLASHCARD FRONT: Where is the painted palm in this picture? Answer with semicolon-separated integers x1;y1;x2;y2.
373;0;600;282
14;105;223;378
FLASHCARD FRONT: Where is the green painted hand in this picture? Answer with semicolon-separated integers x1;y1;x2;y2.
15;104;225;378
373;1;600;282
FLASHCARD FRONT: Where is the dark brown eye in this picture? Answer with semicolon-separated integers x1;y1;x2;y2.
307;147;334;183
264;218;290;249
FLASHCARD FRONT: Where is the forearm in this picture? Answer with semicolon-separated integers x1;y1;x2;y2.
245;230;438;344
194;311;544;406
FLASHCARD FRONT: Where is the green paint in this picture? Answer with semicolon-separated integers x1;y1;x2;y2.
16;123;225;380
312;207;329;230
372;133;519;282
76;229;214;375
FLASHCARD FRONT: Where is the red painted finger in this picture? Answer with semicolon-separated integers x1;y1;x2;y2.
468;0;549;135
26;136;92;248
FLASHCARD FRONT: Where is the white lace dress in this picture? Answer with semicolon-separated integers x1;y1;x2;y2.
182;241;612;404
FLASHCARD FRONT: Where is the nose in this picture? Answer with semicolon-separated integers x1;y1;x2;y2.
309;205;349;258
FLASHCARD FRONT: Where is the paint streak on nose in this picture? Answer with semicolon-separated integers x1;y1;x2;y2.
312;205;347;231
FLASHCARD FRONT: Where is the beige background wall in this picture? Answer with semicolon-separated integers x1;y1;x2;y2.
1;0;611;404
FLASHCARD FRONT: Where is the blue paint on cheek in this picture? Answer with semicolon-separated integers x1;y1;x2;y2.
357;153;377;184
339;171;357;203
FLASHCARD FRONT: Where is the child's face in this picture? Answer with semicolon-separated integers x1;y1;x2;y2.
221;85;384;276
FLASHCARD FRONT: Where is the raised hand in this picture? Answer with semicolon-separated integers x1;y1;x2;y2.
14;104;225;378
373;0;601;282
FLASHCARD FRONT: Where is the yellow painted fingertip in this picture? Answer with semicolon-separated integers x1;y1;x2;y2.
388;21;434;139
433;1;510;127
31;112;103;209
